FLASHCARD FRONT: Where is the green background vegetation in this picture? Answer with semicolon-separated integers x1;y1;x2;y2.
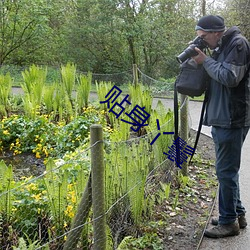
0;0;248;81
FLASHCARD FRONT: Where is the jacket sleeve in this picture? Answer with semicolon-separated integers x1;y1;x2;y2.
203;38;250;88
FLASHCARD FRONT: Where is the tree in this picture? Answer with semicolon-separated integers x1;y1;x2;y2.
220;0;250;39
0;0;50;65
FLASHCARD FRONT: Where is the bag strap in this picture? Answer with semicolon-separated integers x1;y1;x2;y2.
174;80;208;166
189;90;208;163
174;80;180;167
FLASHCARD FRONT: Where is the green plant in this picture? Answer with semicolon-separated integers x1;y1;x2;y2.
128;83;153;119
0;73;12;116
96;81;113;111
13;233;49;250
21;65;47;118
43;159;69;221
158;182;171;203
0;161;15;222
76;72;92;111
117;233;163;250
178;172;191;189
105;137;154;233
60;62;76;102
147;100;174;164
43;84;55;114
12;177;49;241
172;190;180;210
0;108;101;158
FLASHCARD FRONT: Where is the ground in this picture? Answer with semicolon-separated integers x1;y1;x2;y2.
159;130;217;250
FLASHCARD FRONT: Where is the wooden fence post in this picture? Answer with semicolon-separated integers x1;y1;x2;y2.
63;175;92;250
180;94;189;176
133;64;138;85
91;124;106;250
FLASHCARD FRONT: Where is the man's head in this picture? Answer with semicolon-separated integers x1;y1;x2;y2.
195;15;225;49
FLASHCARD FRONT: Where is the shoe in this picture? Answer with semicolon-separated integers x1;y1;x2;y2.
211;214;247;229
204;222;240;238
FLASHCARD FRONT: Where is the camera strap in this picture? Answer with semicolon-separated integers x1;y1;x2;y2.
174;84;208;166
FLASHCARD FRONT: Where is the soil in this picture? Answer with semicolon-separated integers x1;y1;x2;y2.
0;152;45;180
158;130;217;250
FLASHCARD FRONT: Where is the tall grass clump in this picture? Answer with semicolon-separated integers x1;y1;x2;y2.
147;100;174;164
43;84;56;114
0;73;12;117
61;63;76;103
76;72;92;112
128;83;152;117
21;65;47;118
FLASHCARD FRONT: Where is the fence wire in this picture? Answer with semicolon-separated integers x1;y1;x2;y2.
0;111;193;249
0;67;195;249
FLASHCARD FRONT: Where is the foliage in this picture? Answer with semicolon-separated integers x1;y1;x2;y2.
12;176;49;241
61;63;76;101
220;0;250;39
0;73;12;116
0;0;233;79
128;83;153;121
76;71;92;110
0;161;15;222
0;108;100;158
147;100;175;163
0;147;91;248
21;65;47;118
117;233;163;250
13;235;46;250
0;0;52;65
0;79;178;248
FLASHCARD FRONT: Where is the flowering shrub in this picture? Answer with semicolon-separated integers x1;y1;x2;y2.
0;105;101;158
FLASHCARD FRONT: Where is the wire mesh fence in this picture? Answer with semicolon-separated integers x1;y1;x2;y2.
0;111;193;249
0;65;193;249
0;125;176;249
1;64;175;98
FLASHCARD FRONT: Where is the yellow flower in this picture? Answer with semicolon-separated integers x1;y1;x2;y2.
26;183;37;191
14;149;22;155
32;193;42;201
65;205;74;218
12;207;17;212
36;152;41;158
3;130;9;135
71;195;76;204
43;147;49;157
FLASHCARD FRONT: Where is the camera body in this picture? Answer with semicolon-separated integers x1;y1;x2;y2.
176;36;208;63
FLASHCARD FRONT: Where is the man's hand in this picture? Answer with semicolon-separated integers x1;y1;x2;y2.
192;47;207;64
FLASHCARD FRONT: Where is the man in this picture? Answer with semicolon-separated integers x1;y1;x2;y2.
192;15;250;238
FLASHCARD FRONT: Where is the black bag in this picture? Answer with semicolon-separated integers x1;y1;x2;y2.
175;58;208;97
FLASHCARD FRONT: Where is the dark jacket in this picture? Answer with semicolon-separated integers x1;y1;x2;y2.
203;26;250;128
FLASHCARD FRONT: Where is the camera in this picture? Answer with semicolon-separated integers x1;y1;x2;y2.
176;36;208;63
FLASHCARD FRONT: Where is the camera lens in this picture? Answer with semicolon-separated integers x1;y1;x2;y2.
176;36;208;63
176;44;198;63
